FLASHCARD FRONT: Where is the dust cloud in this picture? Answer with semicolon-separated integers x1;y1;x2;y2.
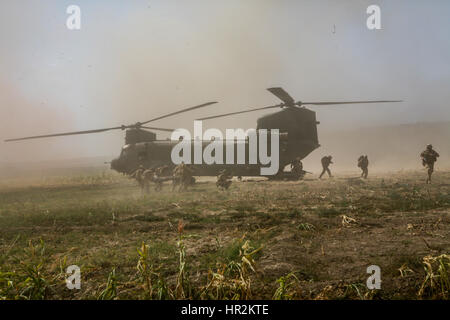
0;0;449;175
302;122;450;173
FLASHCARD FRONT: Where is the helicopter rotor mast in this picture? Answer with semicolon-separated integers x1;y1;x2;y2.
4;101;218;142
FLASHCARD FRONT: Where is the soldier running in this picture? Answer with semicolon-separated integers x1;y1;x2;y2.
357;155;369;179
420;144;439;184
131;165;152;194
290;157;305;180
172;162;183;191
142;168;156;193
152;168;163;191
155;165;170;177
172;162;194;191
319;155;333;179
216;169;233;190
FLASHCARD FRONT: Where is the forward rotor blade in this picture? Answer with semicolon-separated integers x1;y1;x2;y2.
141;101;218;125
5;101;218;142
196;104;283;121
198;99;403;121
267;87;296;105
299;100;403;106
4;126;124;142
140;126;176;132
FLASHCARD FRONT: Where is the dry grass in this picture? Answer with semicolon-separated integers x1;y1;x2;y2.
0;169;449;299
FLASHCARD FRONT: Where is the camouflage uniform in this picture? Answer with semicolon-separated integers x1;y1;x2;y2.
172;162;194;191
151;167;163;191
421;145;439;184
216;170;233;190
182;165;195;189
172;163;183;191
155;165;170;177
357;155;369;179
144;169;157;193
319;156;333;179
290;157;305;180
131;165;150;194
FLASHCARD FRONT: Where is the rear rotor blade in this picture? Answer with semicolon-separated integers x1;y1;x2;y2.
299;100;403;106
198;99;403;121
196;104;283;121
140;126;176;132
141;101;218;125
267;87;296;105
4;126;124;142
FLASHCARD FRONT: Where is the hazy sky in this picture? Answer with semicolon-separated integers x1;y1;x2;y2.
1;0;449;162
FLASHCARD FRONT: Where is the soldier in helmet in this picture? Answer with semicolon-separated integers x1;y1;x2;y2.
142;168;156;193
131;165;148;194
172;162;194;191
151;165;169;191
319;155;333;179
147;168;162;192
172;162;184;191
420;144;439;184
290;157;305;180
216;169;233;190
357;155;369;179
182;164;195;190
155;165;170;177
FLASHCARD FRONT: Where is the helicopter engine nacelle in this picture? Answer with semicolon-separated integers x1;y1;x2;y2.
125;128;156;144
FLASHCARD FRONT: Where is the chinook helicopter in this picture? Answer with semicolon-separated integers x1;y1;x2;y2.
5;88;401;178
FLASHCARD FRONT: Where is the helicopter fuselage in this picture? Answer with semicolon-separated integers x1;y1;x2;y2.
4;87;400;176
111;107;321;176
